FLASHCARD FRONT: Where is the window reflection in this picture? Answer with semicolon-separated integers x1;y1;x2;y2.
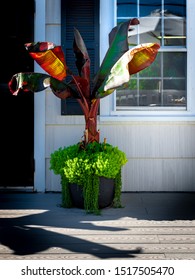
116;0;187;108
164;0;186;17
128;11;186;47
140;0;161;17
116;52;187;107
163;16;186;46
118;0;186;47
117;0;137;18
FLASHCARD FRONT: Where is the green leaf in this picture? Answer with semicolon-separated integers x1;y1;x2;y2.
92;19;139;97
9;72;51;95
8;72;80;99
95;42;160;98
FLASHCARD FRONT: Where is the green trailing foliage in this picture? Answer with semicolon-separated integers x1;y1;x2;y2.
50;141;128;214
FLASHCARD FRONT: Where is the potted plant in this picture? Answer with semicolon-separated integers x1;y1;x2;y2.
8;18;160;213
50;141;128;214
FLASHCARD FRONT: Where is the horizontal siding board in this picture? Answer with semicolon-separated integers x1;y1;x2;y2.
100;123;195;158
123;158;195;191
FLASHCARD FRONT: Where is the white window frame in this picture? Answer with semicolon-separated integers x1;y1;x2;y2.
100;0;195;122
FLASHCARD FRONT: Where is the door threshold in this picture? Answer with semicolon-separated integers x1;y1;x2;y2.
0;186;34;193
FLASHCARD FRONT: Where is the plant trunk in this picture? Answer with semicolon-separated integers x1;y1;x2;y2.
77;98;100;144
84;99;100;143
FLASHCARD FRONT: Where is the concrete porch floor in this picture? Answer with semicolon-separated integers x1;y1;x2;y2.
0;192;195;260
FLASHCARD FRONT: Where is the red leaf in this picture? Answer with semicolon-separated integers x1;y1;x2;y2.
25;43;68;81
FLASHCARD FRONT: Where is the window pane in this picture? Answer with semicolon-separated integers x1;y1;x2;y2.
164;0;186;17
117;0;137;18
139;53;161;77
164;1;186;46
163;52;186;78
163;79;186;106
139;79;161;106
164;17;186;46
139;0;162;45
140;0;162;17
138;16;161;45
116;79;138;106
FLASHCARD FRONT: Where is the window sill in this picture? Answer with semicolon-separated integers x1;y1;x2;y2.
100;109;195;123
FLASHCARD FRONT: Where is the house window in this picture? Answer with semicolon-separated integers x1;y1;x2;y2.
116;0;187;109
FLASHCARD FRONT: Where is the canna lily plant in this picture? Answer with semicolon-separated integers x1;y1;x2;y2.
8;18;160;213
9;18;160;144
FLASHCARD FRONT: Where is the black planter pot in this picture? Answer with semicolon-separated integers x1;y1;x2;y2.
69;177;115;209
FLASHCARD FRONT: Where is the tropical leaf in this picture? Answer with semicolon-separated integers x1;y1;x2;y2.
73;28;90;99
8;72;80;99
9;72;51;95
73;28;90;81
49;77;80;99
109;18;140;46
95;42;160;98
25;42;68;81
69;76;89;94
127;43;160;75
92;18;139;97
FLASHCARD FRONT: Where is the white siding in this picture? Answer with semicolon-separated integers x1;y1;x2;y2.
46;121;195;192
102;122;195;192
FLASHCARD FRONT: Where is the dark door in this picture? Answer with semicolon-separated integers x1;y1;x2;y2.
0;0;35;187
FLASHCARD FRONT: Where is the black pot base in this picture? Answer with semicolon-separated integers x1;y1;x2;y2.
69;177;115;209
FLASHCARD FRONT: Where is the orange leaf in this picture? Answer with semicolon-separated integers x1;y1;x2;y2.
128;43;160;75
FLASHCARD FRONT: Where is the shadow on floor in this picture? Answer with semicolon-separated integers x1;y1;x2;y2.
0;192;195;257
0;193;142;258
